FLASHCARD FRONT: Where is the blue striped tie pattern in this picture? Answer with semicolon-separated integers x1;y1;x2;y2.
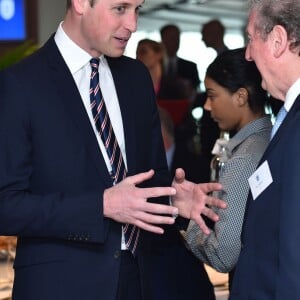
90;58;140;255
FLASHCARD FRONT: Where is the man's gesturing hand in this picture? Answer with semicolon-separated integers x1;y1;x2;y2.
103;170;178;234
171;168;227;235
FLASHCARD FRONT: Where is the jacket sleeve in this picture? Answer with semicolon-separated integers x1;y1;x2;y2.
182;154;256;272
0;65;107;244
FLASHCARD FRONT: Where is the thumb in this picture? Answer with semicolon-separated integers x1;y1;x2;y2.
174;168;185;184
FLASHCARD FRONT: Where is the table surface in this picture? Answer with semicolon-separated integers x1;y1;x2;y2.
0;261;229;300
204;264;229;300
0;260;12;300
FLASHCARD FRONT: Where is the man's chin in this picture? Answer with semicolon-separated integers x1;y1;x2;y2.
106;49;126;58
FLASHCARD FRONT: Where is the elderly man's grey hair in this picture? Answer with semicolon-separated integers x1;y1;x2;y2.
248;0;300;52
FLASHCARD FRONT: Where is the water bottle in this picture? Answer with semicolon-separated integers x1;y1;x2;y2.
210;131;230;182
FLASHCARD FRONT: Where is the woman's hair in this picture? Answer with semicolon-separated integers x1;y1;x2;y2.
136;39;165;68
136;39;164;56
206;47;268;113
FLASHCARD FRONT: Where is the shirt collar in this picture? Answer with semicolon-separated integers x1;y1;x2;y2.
226;116;272;155
284;78;300;112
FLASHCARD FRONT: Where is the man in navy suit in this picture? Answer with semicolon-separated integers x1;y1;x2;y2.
0;0;226;299
231;0;300;298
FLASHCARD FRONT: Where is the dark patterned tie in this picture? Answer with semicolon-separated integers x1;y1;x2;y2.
89;58;139;255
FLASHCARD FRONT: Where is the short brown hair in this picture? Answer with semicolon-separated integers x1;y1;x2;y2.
66;0;97;10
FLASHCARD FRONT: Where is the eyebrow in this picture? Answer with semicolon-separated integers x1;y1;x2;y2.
206;88;216;93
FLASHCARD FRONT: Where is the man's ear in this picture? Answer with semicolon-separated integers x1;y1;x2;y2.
72;0;87;15
272;25;289;58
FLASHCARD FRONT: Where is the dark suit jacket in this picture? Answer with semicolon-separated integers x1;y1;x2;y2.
157;57;200;100
230;96;300;299
176;57;200;89
0;36;214;300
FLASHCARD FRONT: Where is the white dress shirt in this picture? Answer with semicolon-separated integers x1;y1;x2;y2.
54;22;127;249
284;77;300;112
54;22;127;172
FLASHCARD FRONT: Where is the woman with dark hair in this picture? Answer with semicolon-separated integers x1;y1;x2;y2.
182;47;272;290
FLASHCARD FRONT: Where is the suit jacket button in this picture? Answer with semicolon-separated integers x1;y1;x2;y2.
114;250;121;259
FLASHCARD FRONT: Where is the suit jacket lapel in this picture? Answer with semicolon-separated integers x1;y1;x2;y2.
107;57;137;175
44;37;112;186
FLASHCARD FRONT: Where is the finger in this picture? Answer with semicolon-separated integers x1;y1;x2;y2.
138;186;176;199
201;206;220;222
137;203;178;220
193;215;211;235
198;182;223;194
206;196;227;209
136;213;175;226
125;169;155;185
135;220;165;234
144;202;178;216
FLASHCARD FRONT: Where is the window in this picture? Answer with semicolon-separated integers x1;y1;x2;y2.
126;30;244;91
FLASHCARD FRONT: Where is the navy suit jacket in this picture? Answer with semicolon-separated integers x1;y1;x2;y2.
0;36;214;300
176;57;200;89
230;96;300;299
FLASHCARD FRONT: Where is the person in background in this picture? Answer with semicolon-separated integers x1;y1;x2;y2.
158;107;176;171
136;39;164;95
182;47;272;292
191;19;229;184
198;18;228;159
201;19;228;55
155;106;217;300
160;23;201;98
136;38;190;100
231;1;300;298
0;0;226;299
136;39;208;184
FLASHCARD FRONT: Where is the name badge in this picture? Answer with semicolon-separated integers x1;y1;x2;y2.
248;160;273;200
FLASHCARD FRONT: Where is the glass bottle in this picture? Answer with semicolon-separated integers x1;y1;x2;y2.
210;131;230;182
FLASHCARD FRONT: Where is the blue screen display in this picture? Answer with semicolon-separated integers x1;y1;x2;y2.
0;0;26;40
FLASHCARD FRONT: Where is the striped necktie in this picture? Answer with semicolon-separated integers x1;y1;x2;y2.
89;58;140;255
270;105;287;140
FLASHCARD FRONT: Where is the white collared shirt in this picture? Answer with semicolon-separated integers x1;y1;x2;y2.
54;22;127;249
54;22;127;172
283;78;300;112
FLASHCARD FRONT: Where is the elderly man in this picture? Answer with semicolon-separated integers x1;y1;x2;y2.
0;0;225;299
231;0;300;299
